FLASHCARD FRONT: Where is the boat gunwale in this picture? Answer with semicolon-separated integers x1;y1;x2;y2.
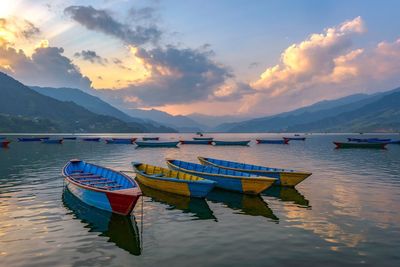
198;157;311;176
166;159;277;182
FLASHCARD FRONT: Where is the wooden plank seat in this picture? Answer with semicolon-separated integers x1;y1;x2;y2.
70;173;98;177
83;181;117;186
70;175;102;179
74;177;108;182
97;184;123;190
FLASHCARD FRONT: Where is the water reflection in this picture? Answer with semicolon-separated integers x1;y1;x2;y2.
139;182;216;221
62;189;142;256
263;186;310;208
206;189;279;221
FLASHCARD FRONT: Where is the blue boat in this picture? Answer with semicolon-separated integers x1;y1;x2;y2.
63;137;77;140
256;139;289;144
18;137;44;142
198;157;312;187
142;137;159;141
166;159;276;195
212;140;250;146
42;139;63;144
389;140;400;144
0;136;5;140
135;141;179;147
132;162;216;198
113;138;137;142
347;138;391;143
106;139;134;144
180;140;212;145
82;137;101;142
283;137;306;141
62;159;142;215
193;137;213;141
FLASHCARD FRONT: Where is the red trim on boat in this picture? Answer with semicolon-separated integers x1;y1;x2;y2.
106;192;140;215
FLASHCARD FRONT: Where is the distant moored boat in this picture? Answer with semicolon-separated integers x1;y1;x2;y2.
1;140;10;148
334;142;388;149
63;137;77;140
347;138;391;143
42;139;63;144
283;137;306;141
18;137;44;142
82;137;101;142
180;140;212;145
135;141;179;147
106;139;135;144
193;137;213;141
142;137;159;141
256;139;289;144
212;140;250;146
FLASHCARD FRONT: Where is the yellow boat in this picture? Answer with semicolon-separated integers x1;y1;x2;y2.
131;162;216;198
198;157;312;187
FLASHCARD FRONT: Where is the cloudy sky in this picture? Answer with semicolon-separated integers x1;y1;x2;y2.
1;0;400;116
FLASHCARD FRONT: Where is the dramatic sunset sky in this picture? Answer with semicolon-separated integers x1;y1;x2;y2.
1;0;400;116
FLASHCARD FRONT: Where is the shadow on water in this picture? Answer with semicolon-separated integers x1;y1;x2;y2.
206;188;279;222
62;189;142;256
139;182;217;221
262;186;311;208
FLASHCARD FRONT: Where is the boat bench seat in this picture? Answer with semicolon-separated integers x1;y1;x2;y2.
75;177;108;182
85;180;117;185
97;185;123;190
70;173;97;177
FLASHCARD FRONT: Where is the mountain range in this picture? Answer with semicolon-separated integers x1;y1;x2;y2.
215;87;400;133
1;71;399;133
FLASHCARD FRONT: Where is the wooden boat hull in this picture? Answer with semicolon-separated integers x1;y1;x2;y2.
63;137;77;140
132;163;215;198
62;160;141;215
348;138;391;143
334;142;387;149
142;137;159;141
256;139;289;144
193;137;213;141
82;138;101;142
17;137;43;142
389;140;400;144
213;140;250;146
180;140;212;145
283;137;306;141
43;139;63;144
198;157;311;187
166;159;276;195
106;139;134;144
135;141;179;147
1;140;10;148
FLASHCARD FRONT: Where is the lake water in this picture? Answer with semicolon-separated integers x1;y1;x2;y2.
1;133;400;267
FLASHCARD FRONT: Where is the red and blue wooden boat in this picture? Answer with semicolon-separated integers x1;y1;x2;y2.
106;138;135;144
256;139;289;144
180;140;212;145
193;137;213;141
198;157;311;187
135;141;179;147
283;137;306;141
142;137;159;141
1;140;10;148
166;159;276;195
43;139;63;144
212;140;250;146
62;159;142;215
18;137;44;142
132;162;216;198
82;137;101;142
334;142;388;149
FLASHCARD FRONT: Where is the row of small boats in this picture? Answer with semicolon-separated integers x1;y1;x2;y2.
62;157;312;215
1;136;308;148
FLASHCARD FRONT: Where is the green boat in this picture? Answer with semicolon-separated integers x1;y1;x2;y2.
333;142;388;149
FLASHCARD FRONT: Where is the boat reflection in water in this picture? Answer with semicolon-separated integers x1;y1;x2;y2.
263;186;310;208
139;182;216;221
206;189;279;222
62;189;142;255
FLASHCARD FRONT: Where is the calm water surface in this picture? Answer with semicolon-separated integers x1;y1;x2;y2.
1;134;400;267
